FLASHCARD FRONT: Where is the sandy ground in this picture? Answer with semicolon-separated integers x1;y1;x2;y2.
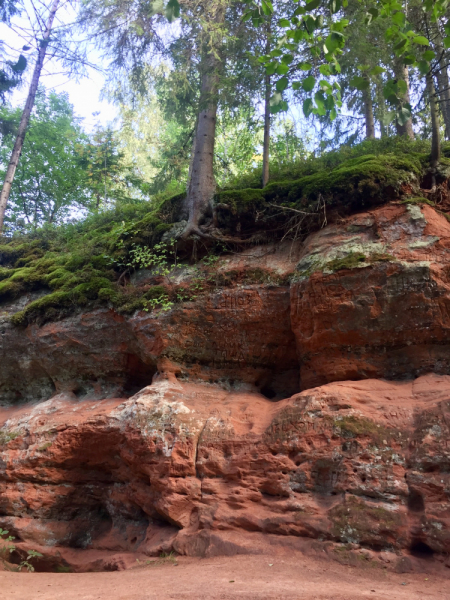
1;553;448;600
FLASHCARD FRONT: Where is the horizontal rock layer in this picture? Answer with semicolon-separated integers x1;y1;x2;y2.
0;374;449;566
1;203;450;404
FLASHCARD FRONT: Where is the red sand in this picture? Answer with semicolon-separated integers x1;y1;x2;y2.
0;552;448;600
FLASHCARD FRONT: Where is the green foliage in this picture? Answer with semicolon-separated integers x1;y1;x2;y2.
0;139;436;327
0;90;89;233
142;293;173;313
127;240;175;277
0;528;43;572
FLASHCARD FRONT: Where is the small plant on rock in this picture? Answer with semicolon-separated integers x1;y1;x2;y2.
0;528;43;572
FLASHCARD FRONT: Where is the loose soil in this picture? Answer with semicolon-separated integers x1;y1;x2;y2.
0;552;448;600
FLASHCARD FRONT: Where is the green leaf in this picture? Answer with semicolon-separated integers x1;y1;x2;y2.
330;0;341;14
370;66;385;75
330;107;337;121
314;91;326;115
393;39;407;52
367;7;378;18
302;75;316;92
261;0;274;16
299;62;312;71
276;77;289;92
324;94;335;110
396;79;407;96
276;62;289;75
278;18;291;27
402;55;416;65
382;111;396;126
417;60;429;75
319;64;331;76
22;45;31;51
165;0;180;22
350;76;369;91
270;92;283;107
303;98;314;117
423;50;435;61
294;6;306;16
305;0;321;9
391;11;405;27
292;81;302;90
413;35;429;46
265;62;278;75
444;36;450;49
305;16;316;33
325;31;344;53
397;105;412;126
281;54;294;64
242;10;252;22
269;49;283;57
293;29;305;43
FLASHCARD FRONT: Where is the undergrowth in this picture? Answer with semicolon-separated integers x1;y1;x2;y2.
0;138;444;327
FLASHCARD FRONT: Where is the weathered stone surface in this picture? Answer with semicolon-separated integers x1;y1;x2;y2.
2;202;450;570
292;203;450;388
0;374;449;567
0;243;300;404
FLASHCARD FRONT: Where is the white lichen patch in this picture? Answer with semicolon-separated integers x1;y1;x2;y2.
409;236;440;249
406;204;426;222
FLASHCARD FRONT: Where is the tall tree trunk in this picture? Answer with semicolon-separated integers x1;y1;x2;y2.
182;52;221;238
181;3;225;239
0;0;60;234
262;19;271;189
363;78;375;139
435;41;450;140
394;59;414;139
375;78;387;137
427;70;441;169
262;72;271;188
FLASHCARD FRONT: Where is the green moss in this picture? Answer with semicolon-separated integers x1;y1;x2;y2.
38;442;52;452
0;141;435;327
323;252;366;272
215;153;423;234
369;252;395;263
0;430;20;445
401;196;434;206
11;291;72;326
333;416;393;441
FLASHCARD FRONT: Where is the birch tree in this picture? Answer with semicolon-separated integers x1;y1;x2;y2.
0;0;61;233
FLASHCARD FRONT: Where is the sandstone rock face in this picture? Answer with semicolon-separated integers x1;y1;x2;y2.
1;202;450;568
0;374;449;567
292;203;450;388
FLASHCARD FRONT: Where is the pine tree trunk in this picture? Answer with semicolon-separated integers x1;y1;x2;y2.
427;70;441;168
181;3;225;239
363;80;375;139
0;0;60;234
182;53;220;238
262;72;270;188
375;79;387;137
435;43;450;140
394;60;414;139
262;19;271;188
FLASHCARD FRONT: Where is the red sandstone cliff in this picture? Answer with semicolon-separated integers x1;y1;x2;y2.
1;202;450;571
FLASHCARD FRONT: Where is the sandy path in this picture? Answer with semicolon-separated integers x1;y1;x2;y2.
1;553;448;600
